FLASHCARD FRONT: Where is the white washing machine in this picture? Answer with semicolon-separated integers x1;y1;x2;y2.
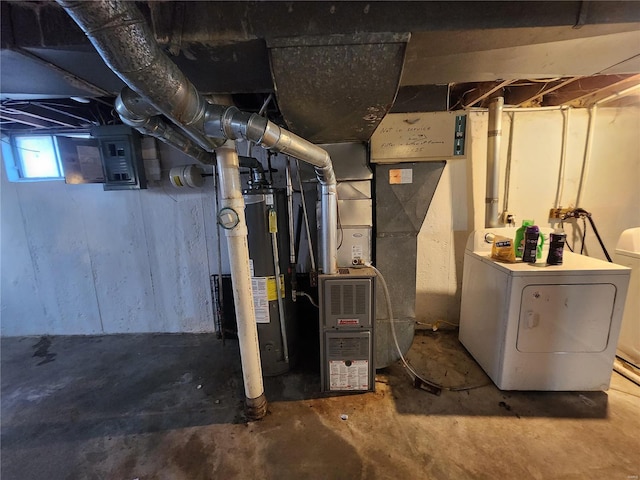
614;227;640;367
459;227;631;391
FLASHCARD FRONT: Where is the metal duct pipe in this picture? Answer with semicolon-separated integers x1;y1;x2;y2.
58;0;338;273
58;0;337;418
204;106;338;274
216;141;267;420
56;0;222;153
485;97;504;228
115;88;215;164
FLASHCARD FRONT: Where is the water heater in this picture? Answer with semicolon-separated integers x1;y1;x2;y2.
244;188;296;376
319;267;376;392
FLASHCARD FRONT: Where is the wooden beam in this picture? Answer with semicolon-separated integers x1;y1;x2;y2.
0;112;49;129
543;74;640;106
507;77;582;107
460;80;515;108
573;75;640;107
1;106;76;128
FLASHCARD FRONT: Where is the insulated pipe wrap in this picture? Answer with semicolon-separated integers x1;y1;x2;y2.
57;0;221;151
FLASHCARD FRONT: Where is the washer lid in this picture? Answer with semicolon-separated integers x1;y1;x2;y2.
616;227;640;258
470;251;631;276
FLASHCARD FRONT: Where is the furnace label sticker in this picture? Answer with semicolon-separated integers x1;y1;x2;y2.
329;360;369;391
389;168;413;184
251;277;270;323
351;244;363;262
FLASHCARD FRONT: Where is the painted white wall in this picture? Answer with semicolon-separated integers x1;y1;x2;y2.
3;107;637;335
0;137;297;336
1;141;224;336
416;106;640;326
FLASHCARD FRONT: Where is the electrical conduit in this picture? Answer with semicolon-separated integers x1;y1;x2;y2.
268;208;290;363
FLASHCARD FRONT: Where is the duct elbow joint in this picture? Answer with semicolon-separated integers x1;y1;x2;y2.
204;105;268;142
222;108;266;141
115;87;160;125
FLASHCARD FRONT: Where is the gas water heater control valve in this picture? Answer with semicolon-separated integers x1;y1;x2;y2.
217;207;240;230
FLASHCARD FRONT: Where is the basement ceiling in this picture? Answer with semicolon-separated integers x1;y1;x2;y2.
1;1;639;138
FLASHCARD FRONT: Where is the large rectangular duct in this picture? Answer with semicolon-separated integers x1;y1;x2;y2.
268;33;409;143
374;162;445;368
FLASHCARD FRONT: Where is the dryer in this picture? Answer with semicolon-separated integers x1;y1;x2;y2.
614;227;640;368
459;227;630;391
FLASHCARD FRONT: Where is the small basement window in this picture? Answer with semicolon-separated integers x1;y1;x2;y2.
13;135;63;179
2;133;91;182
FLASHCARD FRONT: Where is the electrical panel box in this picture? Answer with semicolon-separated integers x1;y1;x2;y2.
91;125;147;190
319;267;376;393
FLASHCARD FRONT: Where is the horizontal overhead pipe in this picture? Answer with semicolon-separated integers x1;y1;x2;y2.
204;106;338;274
58;0;266;420
58;1;339;421
57;0;338;273
56;0;222;153
115;88;215;164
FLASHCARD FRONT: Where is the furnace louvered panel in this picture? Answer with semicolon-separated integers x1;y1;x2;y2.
322;276;373;329
319;267;376;393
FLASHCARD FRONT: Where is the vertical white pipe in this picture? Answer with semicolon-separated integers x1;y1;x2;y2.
216;140;267;420
576;106;597;208
486;97;504;228
502;112;515;215
554;108;570;209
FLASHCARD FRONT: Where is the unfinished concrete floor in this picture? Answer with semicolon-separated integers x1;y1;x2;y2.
2;330;639;480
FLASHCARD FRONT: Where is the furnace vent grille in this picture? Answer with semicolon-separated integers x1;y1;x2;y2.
322;277;373;328
329;283;366;317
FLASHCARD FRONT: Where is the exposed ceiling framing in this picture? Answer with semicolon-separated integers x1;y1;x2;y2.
1;1;639;136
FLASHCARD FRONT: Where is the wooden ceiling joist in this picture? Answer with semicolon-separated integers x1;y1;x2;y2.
507;77;582;107
544;74;640;107
460;79;515;108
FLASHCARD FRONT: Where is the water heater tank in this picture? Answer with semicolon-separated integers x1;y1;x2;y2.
244;188;296;376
